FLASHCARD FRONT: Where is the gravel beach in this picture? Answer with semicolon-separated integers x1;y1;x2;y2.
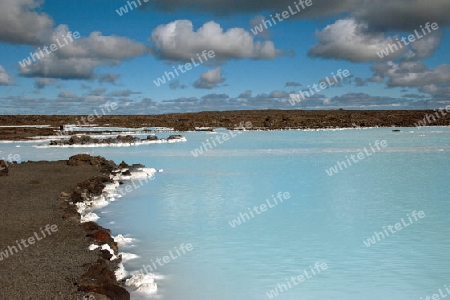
0;158;127;299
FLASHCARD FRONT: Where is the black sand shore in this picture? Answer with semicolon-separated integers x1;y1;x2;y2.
0;156;130;299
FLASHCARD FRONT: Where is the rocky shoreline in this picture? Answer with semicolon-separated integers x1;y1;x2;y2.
49;134;184;146
0;154;150;299
0;109;449;141
63;154;130;299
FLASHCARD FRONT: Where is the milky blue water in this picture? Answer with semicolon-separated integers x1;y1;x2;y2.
2;127;450;300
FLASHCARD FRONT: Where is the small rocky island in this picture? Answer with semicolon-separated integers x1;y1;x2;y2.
49;134;185;146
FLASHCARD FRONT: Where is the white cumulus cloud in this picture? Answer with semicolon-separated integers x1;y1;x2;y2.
151;20;280;62
193;67;226;89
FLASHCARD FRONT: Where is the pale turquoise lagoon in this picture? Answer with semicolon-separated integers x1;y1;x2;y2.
2;127;449;300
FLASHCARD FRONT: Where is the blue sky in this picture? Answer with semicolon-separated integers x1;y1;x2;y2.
0;0;449;114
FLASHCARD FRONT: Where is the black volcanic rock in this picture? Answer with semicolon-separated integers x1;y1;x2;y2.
146;135;158;140
49;134;184;146
1;111;449;141
0;160;8;176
